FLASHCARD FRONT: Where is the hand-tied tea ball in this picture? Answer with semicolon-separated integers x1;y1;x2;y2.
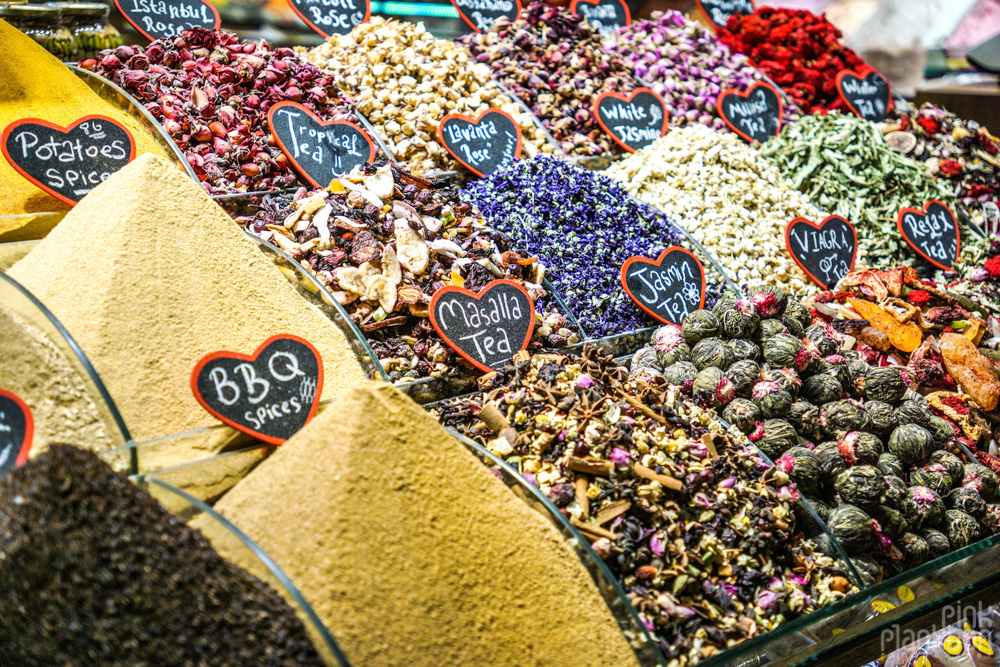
755;419;799;460
728;339;761;363
920;528;951;558
664;362;698;387
963;463;1000;501
651;326;692;366
693;367;734;407
828;504;875;553
764;368;802;398
691;338;735;371
776;447;823;495
756;319;789;342
897;532;930;567
900;486;945;529
878;452;906;479
865;401;898;441
871;505;908;538
814;441;855;479
802;371;845;405
717;299;760;339
752;380;793;419
834;465;884;509
888;424;936;465
788;400;820;438
863;367;909;404
763;333;806;370
728;360;762;398
909;462;954;496
882;476;909;507
681;310;719;345
947;486;987;519
842;431;883;466
943;509;981;549
723;398;760;434
823;400;873;436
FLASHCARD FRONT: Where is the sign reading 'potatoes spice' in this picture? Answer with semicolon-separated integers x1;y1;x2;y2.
593;88;668;153
438;109;522;177
287;0;370;38
2;115;136;206
268;102;375;188
896;200;961;271
570;0;630;36
113;0;219;41
0;389;32;477
620;248;706;326
836;69;892;123
717;83;783;145
191;335;323;445
430;280;534;373
785;215;857;289
696;0;754;28
450;0;522;32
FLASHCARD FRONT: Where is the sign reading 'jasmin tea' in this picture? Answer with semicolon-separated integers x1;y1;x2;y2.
2;115;136;206
0;389;32;477
450;0;522;32
569;0;630;36
287;0;370;38
429;280;534;373
593;88;668;153
896;200;961;270
695;0;755;29
784;215;858;289
437;108;522;177
620;248;706;326
716;82;783;144
113;0;219;41
268;101;375;188
190;335;324;445
836;69;892;123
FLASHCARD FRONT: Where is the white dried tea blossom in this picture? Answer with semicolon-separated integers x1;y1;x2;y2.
305;18;554;173
606;125;852;296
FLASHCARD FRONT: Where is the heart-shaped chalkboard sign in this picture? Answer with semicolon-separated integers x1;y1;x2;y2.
785;215;857;289
620;247;706;326
2;115;136;206
430;280;534;373
717;82;783;144
438;108;522;177
570;0;630;36
696;0;754;28
836;68;893;123
114;0;220;41
191;335;324;445
287;0;370;38
593;88;668;153
896;200;961;271
450;0;522;33
0;390;32;476
268;102;375;189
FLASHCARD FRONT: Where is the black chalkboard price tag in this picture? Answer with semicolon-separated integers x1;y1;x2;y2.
695;0;754;29
450;0;522;33
190;335;324;445
785;215;857;289
437;108;522;178
593;88;668;153
113;0;219;41
0;389;33;477
429;280;534;373
287;0;370;38
716;82;783;144
620;247;706;326
570;0;630;36
836;68;893;123
2;115;136;207
268;102;375;188
896;200;961;271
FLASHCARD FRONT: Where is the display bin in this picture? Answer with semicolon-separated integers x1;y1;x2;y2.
133;475;352;667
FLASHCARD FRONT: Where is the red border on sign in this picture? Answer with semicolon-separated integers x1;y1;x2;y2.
286;0;370;39
428;279;535;374
592;87;669;154
835;66;895;121
450;0;522;33
189;334;325;446
784;215;858;289
436;108;524;178
715;82;783;145
0;388;33;468
695;0;756;30
895;199;962;271
267;101;376;189
113;0;220;42
1;115;137;207
619;247;706;326
569;0;632;29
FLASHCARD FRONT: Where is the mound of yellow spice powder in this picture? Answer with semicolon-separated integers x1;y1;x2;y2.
209;381;640;667
0;19;176;239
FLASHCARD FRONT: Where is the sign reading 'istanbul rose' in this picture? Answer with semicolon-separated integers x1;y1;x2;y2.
450;0;522;33
784;215;858;289
717;82;783;145
114;0;220;41
268;102;375;188
593;88;668;153
437;108;522;177
569;0;630;36
287;0;370;38
2;115;136;206
620;248;706;326
430;280;534;373
0;389;32;477
836;68;893;123
897;200;961;271
191;335;323;445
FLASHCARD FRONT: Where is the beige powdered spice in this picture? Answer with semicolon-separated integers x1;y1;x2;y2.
210;382;638;667
9;154;366;447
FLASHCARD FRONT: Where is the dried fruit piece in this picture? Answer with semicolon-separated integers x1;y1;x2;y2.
394;221;429;274
939;332;1000;411
847;297;922;352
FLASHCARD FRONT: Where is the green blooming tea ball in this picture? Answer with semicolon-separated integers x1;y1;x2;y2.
723;398;761;434
943;509;981;549
834;465;883;509
947;486;986;519
827;504;875;553
871;504;908;538
783;299;812;332
920;528;951;558
801;371;845;405
663;361;698;387
788;400;820;438
727;338;761;363
752;381;793;419
898;531;930;567
804;324;839;357
691;337;735;371
814;441;853;480
755;318;788;343
900;486;945;529
909;462;953;496
763;368;801;398
863;366;908;404
865;401;898;441
823;400;873;436
756;419;799;460
651;325;691;366
881;475;908;507
878;452;905;479
888;424;935;465
763;333;804;369
728;360;762;398
717;299;760;340
895;399;935;426
777;446;823;495
681;310;720;345
963;463;999;502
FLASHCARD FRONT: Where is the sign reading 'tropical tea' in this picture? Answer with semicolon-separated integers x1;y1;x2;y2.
287;0;370;38
0;389;32;477
717;82;783;145
784;215;857;289
114;0;220;41
190;335;324;445
450;0;522;33
836;68;893;123
620;248;706;325
429;280;534;372
593;88;668;153
2;115;136;206
896;200;961;271
569;0;630;36
437;108;522;177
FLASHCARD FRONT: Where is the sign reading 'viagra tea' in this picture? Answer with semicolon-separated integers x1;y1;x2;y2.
437;108;522;177
620;248;706;325
784;215;857;289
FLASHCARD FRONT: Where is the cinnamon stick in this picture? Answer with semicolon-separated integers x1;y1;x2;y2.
567;457;614;476
575;476;590;519
571;517;617;540
596;500;631;525
616;389;668;425
476;402;518;447
632;462;683;492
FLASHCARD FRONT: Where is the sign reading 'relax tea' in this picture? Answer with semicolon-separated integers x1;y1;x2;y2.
620;248;706;325
593;88;668;153
113;0;219;41
717;82;783;144
429;280;534;372
569;0;630;36
897;200;961;271
785;215;857;289
2;115;136;206
0;389;32;477
287;0;370;38
191;335;323;445
450;0;521;32
438;108;522;177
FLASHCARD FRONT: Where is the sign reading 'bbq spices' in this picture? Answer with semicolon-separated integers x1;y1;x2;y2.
0;389;32;477
620;248;706;326
593;88;668;153
785;215;857;289
268;102;375;188
191;335;324;445
2;115;136;206
570;0;630;36
114;0;220;41
897;200;961;271
287;0;370;38
438;108;522;177
430;280;534;372
450;0;522;33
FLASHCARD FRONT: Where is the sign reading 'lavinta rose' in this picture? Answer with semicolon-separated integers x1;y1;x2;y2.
438;108;522;177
